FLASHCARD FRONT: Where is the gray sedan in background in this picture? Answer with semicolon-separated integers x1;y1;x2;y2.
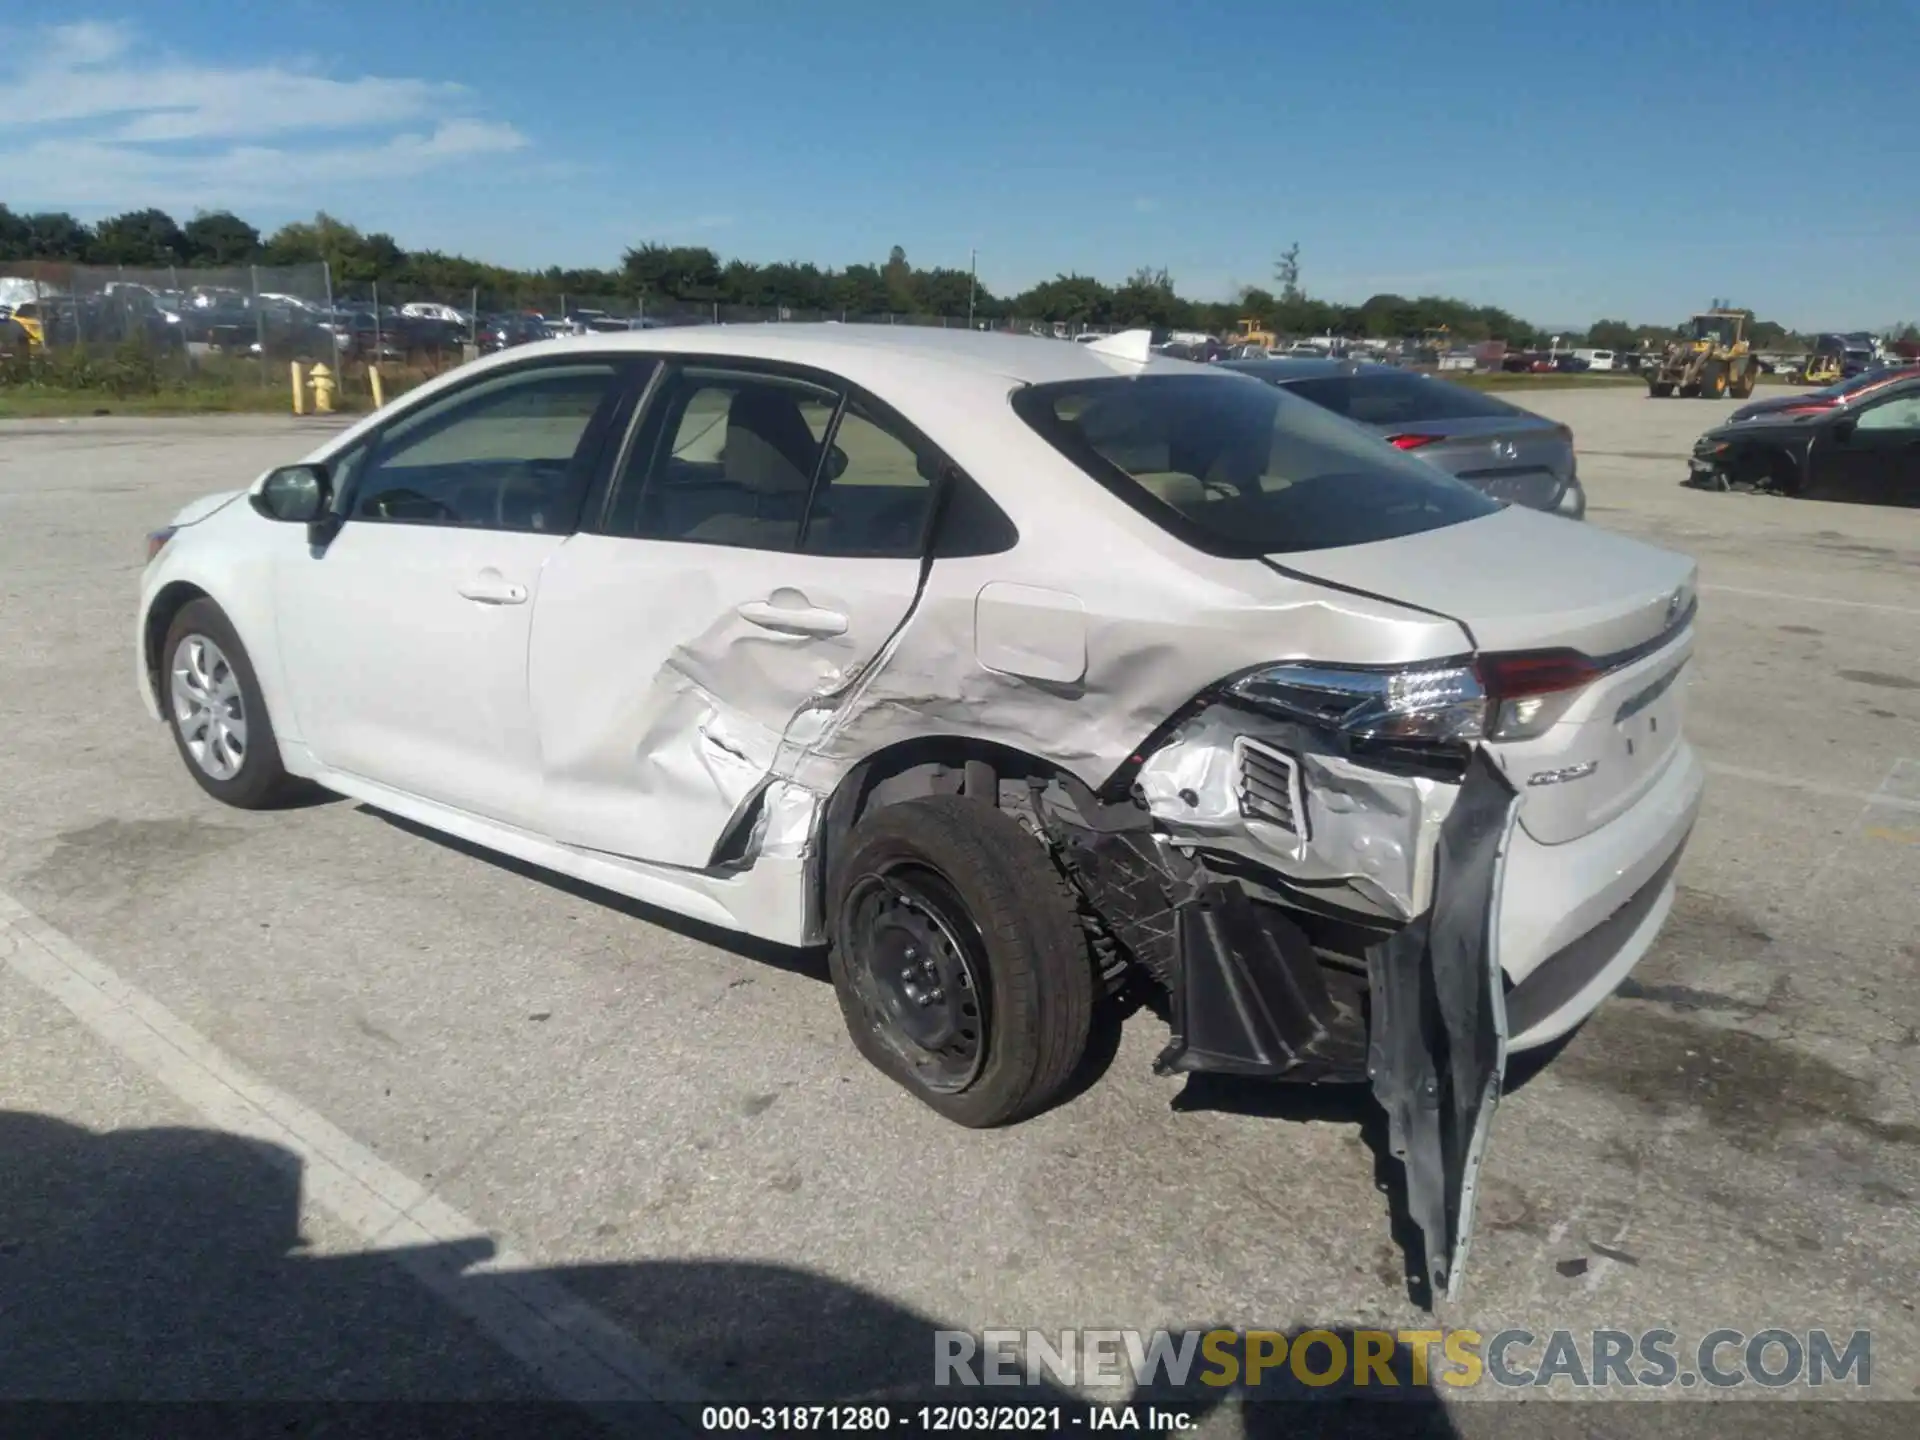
1222;357;1587;519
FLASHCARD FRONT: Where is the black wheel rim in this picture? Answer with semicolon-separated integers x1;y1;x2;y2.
842;865;989;1093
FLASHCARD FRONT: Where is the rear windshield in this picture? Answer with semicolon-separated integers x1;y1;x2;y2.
1010;373;1500;557
1280;369;1524;426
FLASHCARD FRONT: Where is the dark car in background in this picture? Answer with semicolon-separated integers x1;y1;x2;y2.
1221;357;1586;517
475;313;550;353
1690;371;1920;503
1726;364;1920;425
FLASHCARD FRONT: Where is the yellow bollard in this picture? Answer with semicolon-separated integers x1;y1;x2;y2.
290;361;307;416
369;364;385;410
310;364;335;414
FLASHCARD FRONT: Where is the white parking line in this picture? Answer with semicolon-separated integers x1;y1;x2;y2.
1703;760;1920;814
0;888;702;1427
1700;583;1920;618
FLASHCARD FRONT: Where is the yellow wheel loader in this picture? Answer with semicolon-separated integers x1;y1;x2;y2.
1646;311;1760;399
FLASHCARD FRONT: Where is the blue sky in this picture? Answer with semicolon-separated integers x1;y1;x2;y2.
2;1;1915;329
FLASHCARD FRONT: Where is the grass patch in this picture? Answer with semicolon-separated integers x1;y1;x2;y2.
1453;372;1646;392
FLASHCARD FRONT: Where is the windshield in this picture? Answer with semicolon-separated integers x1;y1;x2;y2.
1010;373;1500;557
1275;369;1525;426
1689;315;1739;344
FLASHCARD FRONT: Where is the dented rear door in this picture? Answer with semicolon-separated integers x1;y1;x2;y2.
526;364;930;868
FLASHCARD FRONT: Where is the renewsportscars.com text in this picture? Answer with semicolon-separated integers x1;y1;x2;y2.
935;1327;1872;1391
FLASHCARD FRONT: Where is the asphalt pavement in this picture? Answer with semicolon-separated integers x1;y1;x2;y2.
0;396;1916;1432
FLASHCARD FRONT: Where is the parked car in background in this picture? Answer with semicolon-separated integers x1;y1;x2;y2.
1725;364;1920;425
136;324;1699;1299
1572;349;1616;372
1691;370;1920;502
1221;356;1587;517
476;313;550;353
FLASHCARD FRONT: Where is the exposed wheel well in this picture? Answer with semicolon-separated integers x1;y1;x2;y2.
143;581;210;707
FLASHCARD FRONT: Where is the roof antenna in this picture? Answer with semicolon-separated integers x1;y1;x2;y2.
1087;328;1155;368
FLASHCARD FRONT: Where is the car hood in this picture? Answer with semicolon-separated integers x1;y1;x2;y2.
1272;504;1695;657
168;489;244;528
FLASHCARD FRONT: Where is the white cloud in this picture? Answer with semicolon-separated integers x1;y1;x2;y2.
0;20;530;211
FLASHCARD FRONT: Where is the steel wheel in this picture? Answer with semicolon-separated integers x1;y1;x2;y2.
170;633;247;781
841;865;989;1094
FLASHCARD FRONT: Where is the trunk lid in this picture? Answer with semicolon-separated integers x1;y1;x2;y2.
1276;506;1698;844
1383;415;1572;511
1275;504;1694;656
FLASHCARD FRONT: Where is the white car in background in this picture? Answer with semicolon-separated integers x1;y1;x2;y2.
137;326;1702;1298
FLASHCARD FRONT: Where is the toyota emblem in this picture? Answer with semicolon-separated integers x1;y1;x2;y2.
1491;439;1518;460
1664;588;1685;626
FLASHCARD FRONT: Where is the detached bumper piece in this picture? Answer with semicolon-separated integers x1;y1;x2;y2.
1366;749;1519;1303
1154;884;1367;1080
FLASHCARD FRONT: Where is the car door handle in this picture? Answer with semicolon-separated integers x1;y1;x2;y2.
737;599;848;636
457;576;528;605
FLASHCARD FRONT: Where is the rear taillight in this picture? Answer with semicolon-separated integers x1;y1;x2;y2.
1387;433;1442;450
1475;649;1602;740
145;527;177;563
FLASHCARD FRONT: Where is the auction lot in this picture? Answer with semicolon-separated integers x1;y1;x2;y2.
2;388;1917;1432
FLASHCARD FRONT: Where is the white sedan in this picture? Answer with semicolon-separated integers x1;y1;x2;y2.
138;325;1703;1298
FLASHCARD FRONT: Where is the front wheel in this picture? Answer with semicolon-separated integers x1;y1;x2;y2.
827;795;1093;1127
1649;382;1674;398
162;598;302;809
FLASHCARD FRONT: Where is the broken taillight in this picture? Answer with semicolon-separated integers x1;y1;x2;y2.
1474;649;1602;740
1386;433;1442;450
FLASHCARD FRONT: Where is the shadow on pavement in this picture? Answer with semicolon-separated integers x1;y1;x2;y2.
0;1109;1464;1437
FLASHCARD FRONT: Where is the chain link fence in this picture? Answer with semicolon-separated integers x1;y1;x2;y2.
2;258;1110;405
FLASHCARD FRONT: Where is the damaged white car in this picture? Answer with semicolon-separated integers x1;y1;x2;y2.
137;326;1703;1298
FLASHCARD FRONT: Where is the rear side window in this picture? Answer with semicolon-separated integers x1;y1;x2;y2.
1282;370;1525;426
1011;373;1499;557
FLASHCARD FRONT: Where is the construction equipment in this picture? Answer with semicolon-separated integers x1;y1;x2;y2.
1232;317;1277;352
1800;337;1843;387
1646;311;1760;399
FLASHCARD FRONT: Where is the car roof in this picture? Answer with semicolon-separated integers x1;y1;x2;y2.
490;323;1209;386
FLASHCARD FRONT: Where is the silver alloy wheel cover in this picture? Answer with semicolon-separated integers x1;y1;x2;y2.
170;634;247;781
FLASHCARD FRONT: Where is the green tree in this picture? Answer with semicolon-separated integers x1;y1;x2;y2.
0;204;32;260
23;212;91;260
881;245;917;313
1274;243;1302;304
88;208;188;265
182;211;261;266
621;243;722;298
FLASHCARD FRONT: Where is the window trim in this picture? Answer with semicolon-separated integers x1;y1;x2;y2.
337;353;652;535
588;353;969;562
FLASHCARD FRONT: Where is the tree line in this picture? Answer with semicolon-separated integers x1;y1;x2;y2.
0;202;1839;348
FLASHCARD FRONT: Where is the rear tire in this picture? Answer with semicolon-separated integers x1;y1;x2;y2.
827;795;1093;1128
1700;361;1730;399
1730;363;1757;399
162;598;301;809
1649;382;1674;398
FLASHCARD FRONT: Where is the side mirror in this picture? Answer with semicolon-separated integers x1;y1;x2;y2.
251;464;332;523
825;444;850;481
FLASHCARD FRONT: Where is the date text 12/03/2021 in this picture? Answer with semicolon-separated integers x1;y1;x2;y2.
698;1405;1196;1432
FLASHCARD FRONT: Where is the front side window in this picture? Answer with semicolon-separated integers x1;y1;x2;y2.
1011;373;1500;557
351;362;626;531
